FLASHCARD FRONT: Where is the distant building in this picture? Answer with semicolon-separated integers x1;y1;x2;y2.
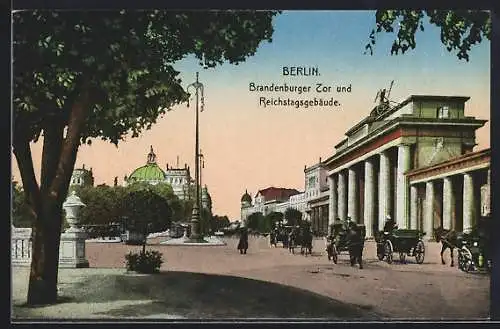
70;164;94;188
240;187;302;224
124;146;207;202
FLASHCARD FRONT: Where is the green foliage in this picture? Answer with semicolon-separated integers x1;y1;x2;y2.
266;211;284;229
212;215;231;231
121;189;172;234
284;208;303;227
12;180;33;228
13;10;279;145
246;212;263;231
74;185;126;226
366;10;491;61
125;250;163;274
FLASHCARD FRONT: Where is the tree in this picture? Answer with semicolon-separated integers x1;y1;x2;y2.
264;211;284;231
73;185;125;228
365;10;491;61
121;189;172;245
13;10;278;305
211;215;230;231
284;208;303;227
247;212;264;231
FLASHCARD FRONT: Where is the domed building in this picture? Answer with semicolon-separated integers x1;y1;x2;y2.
124;146;210;203
240;189;253;223
126;146;166;185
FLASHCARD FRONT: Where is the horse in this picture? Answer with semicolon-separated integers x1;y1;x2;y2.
434;226;459;267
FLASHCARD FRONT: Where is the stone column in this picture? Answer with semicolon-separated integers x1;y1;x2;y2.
60;191;89;268
463;172;475;233
328;175;337;226
364;159;375;238
348;166;358;222
396;144;411;229
410;184;418;230
378;150;390;231
443;177;455;230
424;181;434;241
338;171;347;220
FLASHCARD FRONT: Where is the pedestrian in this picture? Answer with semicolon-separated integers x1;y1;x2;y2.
347;221;364;269
383;215;398;234
237;226;249;254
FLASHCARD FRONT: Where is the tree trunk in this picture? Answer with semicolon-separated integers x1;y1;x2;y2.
27;201;63;305
14;83;92;306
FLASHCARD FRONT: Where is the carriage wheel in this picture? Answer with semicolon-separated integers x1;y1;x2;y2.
414;240;425;264
376;244;385;261
399;252;406;264
332;244;338;264
384;241;393;264
458;247;473;272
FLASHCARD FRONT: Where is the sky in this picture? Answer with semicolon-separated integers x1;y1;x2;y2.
12;10;491;220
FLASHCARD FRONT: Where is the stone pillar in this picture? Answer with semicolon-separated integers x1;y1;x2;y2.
463;172;475;233
328;175;337;226
424;181;434;241
396;144;411;229
410;184;418;230
338;171;347;220
364;159;375;238
443;177;455;230
378;150;390;231
60;191;89;268
348;167;358;222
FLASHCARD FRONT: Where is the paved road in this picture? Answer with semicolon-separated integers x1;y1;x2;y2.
12;236;490;320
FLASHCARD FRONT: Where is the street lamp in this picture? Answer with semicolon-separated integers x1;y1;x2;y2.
186;72;205;241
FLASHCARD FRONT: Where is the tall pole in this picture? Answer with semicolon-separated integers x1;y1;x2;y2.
199;151;204;234
187;72;204;240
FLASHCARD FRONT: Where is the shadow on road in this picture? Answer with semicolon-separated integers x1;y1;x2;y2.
38;271;383;319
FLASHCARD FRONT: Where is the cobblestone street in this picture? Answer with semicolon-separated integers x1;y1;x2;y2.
12;236;490;320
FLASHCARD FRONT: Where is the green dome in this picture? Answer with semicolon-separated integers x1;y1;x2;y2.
128;163;165;182
127;146;165;183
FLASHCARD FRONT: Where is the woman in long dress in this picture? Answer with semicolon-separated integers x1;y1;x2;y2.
237;227;249;254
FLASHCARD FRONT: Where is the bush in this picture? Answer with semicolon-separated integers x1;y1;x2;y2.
125;250;163;274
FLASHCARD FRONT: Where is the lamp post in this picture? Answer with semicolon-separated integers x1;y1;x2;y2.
186;72;205;241
199;151;205;234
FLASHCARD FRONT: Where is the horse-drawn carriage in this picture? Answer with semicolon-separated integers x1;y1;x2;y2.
435;220;492;273
326;222;366;264
288;225;313;256
270;225;292;248
375;229;425;264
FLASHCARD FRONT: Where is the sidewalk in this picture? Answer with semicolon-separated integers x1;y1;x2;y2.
11;266;380;320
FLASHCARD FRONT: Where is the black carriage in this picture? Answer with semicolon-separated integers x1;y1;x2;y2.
456;226;491;273
288;224;313;256
327;223;366;264
376;229;425;264
270;225;293;248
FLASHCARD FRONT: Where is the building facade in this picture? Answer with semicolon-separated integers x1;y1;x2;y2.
125;146;207;202
323;95;488;240
304;159;330;235
70;164;94;188
240;187;303;224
